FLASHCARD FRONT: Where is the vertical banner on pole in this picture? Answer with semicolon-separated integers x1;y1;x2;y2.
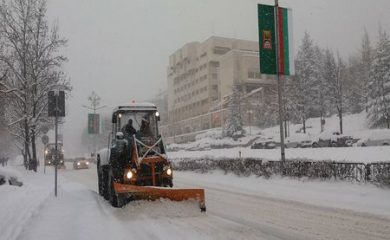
88;113;100;134
258;4;294;76
258;3;293;162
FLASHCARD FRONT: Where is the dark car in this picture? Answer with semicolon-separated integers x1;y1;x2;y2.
73;157;90;170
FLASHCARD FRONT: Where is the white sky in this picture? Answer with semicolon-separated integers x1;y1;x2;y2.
45;0;390;156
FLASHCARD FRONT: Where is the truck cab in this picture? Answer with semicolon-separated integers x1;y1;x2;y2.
44;143;65;168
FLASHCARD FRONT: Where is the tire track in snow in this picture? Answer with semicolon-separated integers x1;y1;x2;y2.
175;173;390;240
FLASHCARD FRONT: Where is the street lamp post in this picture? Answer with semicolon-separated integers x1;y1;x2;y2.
82;91;106;158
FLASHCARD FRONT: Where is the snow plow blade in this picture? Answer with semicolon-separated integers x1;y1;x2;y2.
114;183;206;212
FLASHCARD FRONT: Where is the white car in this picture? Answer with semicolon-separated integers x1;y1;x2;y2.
285;133;311;148
356;129;390;147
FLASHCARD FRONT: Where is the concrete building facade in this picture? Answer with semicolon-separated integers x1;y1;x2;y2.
164;36;277;143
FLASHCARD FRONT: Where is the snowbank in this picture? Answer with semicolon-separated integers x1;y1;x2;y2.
0;167;52;240
169;146;390;163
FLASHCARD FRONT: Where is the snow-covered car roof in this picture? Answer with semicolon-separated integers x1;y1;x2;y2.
286;133;311;142
367;129;390;140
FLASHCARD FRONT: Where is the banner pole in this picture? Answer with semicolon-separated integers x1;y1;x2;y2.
54;93;58;197
274;0;286;162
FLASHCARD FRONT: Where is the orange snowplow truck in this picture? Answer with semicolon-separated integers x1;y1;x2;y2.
97;102;206;211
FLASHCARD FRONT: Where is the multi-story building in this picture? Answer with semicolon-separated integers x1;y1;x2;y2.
165;36;277;143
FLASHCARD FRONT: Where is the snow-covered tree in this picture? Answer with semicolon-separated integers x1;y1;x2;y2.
289;32;320;133
346;30;373;114
367;29;390;128
0;0;70;171
224;85;244;137
322;49;346;134
256;85;278;128
360;30;373;112
312;46;332;132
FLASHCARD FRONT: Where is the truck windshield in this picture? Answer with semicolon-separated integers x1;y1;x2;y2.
120;111;158;139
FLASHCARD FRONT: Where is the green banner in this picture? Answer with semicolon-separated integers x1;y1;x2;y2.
258;4;294;75
258;4;276;75
88;113;100;134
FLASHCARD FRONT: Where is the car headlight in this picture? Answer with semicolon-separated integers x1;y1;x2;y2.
166;168;172;176
77;162;80;166
86;161;89;165
45;150;48;155
126;171;133;179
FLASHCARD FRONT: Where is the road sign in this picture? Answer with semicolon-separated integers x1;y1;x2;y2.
41;126;49;134
48;90;65;117
41;135;49;145
88;113;100;134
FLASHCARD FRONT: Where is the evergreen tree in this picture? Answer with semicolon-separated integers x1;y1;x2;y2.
290;32;320;133
224;85;244;137
347;30;373;113
367;29;390;128
361;29;373;112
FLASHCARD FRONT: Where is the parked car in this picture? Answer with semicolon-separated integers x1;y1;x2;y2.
311;131;341;148
73;157;90;170
336;135;354;147
356;129;390;147
251;137;278;149
285;133;312;148
0;169;23;187
300;140;313;148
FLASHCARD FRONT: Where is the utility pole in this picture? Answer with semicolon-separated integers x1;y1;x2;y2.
82;91;105;158
274;0;286;162
54;93;58;197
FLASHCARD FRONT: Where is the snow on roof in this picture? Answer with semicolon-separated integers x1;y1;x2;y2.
113;102;157;112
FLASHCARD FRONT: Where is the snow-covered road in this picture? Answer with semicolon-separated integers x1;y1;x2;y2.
3;163;390;240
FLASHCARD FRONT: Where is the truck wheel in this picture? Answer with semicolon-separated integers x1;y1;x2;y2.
97;166;103;196
102;169;110;200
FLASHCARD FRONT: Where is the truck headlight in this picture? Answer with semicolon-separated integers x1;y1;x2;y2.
166;168;172;176
126;171;133;179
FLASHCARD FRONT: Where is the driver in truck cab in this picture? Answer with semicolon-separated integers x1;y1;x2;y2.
138;118;153;138
122;119;136;138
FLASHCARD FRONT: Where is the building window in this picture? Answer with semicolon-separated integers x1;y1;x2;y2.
213;46;230;55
